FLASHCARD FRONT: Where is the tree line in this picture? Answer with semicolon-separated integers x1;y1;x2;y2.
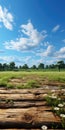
0;60;65;71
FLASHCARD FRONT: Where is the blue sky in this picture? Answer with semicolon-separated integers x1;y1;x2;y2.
0;0;65;66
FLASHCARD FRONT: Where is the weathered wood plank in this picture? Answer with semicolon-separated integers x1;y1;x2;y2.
0;107;61;128
0;87;63;129
0;108;60;123
0;101;50;109
0;93;46;101
0;88;50;94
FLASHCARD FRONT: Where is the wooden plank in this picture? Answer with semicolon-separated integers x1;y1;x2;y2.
0;87;63;129
0;101;50;109
0;88;50;94
0;108;60;124
0;93;46;101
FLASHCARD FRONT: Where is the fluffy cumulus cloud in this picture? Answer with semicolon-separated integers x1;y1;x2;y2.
43;45;54;56
55;47;65;59
56;47;65;57
37;44;55;57
0;5;13;30
52;25;60;32
42;45;65;60
35;44;65;64
4;21;47;51
58;47;65;54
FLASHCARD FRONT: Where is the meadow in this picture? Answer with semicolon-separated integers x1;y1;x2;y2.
0;71;65;89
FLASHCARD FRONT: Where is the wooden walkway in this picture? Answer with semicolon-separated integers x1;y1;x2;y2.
0;87;63;129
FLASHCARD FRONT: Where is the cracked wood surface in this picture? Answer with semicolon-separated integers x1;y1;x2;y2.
0;87;62;129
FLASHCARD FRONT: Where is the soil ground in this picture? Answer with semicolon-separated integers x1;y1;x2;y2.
9;75;65;87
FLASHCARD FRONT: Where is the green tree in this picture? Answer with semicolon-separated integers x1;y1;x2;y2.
45;65;49;69
38;63;44;69
2;63;9;71
19;65;22;70
57;60;65;71
31;65;37;69
0;63;3;71
48;64;56;69
9;62;15;70
22;64;29;69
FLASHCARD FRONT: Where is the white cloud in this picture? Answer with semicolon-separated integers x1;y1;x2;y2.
36;45;65;64
52;25;60;32
59;47;65;54
41;30;47;34
0;5;14;30
38;45;55;57
30;58;44;67
4;21;47;51
1;46;65;66
0;56;15;62
54;47;65;60
0;55;32;66
56;47;65;55
44;59;56;65
44;41;50;46
35;44;65;63
56;55;65;59
16;56;31;63
21;21;47;46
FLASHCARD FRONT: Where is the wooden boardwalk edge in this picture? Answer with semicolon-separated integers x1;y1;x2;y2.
0;88;64;129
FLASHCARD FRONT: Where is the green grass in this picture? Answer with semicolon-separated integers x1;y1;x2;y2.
45;90;65;128
24;80;40;88
0;71;65;88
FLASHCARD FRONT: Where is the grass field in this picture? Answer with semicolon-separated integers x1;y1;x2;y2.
0;71;65;89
